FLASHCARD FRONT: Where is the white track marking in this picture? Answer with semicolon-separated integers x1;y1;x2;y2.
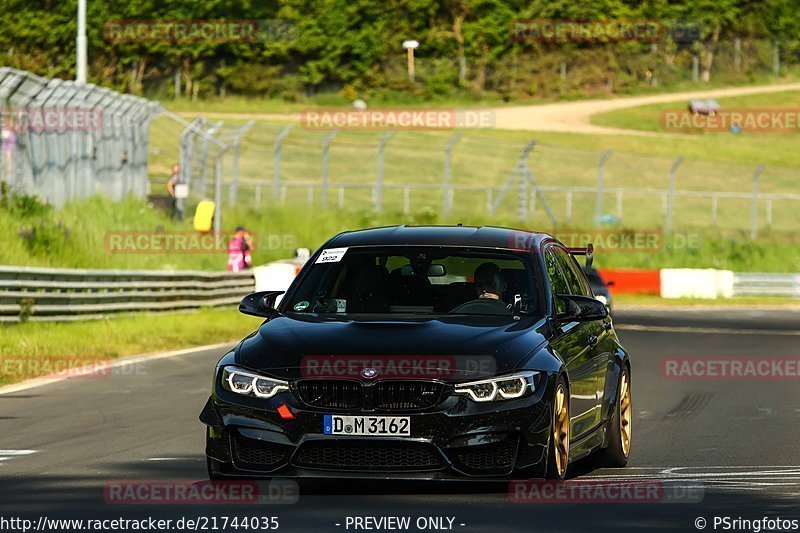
0;450;37;456
0;341;237;396
147;457;203;461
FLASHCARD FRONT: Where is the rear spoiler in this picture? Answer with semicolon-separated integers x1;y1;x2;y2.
567;243;593;269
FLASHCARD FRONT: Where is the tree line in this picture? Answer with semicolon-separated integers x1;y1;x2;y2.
1;0;798;102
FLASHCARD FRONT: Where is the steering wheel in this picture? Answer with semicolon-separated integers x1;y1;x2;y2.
450;298;511;315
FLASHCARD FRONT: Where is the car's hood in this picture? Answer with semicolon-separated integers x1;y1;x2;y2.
235;314;548;381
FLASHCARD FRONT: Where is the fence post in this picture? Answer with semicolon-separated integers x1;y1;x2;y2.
273;125;292;201
711;195;717;225
751;164;766;240
443;133;461;216
565;191;572;223
665;156;683;235
178;117;202;193
490;140;536;216
321;128;339;206
692;54;699;83
255;183;261;207
773;41;780;77
229;120;255;206
338;186;344;210
734;38;742;72
766;199;773;226
595;149;612;224
376;130;396;211
199;121;223;199
212;146;231;234
403;187;410;214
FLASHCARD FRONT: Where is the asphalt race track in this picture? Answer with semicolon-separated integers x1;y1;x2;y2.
2;308;799;532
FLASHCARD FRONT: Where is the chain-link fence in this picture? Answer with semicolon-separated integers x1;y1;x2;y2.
152;120;800;238
0;67;161;206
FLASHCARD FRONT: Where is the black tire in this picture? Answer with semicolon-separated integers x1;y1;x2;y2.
597;366;631;468
545;376;570;479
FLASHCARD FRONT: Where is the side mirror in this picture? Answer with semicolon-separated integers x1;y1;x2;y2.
239;291;285;318
556;294;608;323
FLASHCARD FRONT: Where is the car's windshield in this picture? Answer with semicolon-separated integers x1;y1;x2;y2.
285;246;541;317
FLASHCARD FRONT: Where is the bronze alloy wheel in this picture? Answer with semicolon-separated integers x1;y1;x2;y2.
619;370;632;457
553;383;570;478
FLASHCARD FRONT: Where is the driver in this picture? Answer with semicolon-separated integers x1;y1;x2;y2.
475;262;507;302
451;262;511;314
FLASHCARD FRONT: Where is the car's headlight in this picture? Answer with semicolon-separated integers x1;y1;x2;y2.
454;371;539;402
595;294;608;305
221;366;289;399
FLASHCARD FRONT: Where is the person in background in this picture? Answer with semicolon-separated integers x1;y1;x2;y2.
166;163;184;220
228;226;253;272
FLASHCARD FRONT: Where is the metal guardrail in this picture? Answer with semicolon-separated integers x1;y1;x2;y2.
0;265;255;323
733;273;800;298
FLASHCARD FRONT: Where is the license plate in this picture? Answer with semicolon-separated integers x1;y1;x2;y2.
323;415;410;436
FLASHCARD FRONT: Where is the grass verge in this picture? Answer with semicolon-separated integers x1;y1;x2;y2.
2;192;800;272
0;307;264;387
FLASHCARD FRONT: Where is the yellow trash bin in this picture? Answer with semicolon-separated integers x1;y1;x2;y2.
193;200;216;232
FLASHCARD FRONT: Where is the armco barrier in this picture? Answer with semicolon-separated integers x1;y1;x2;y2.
732;273;800;298
0;265;255;323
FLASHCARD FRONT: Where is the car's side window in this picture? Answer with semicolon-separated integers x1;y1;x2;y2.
554;247;592;297
544;247;570;314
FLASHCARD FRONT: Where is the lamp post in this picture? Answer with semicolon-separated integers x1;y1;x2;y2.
76;0;87;83
402;40;419;82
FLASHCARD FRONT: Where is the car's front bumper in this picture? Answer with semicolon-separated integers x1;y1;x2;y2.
200;374;557;480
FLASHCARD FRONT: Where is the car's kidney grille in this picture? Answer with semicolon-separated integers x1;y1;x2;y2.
293;440;443;471
295;380;446;411
374;381;444;410
296;380;363;409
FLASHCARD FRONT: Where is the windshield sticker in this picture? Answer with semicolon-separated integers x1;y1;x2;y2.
293;300;310;311
315;247;349;264
334;299;347;313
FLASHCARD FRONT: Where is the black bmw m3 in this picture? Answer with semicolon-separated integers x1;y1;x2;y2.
200;225;632;480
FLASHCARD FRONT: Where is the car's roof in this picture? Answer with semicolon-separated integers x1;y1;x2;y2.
327;225;555;250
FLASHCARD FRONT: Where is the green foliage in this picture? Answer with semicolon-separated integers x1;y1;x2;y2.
3;1;799;100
